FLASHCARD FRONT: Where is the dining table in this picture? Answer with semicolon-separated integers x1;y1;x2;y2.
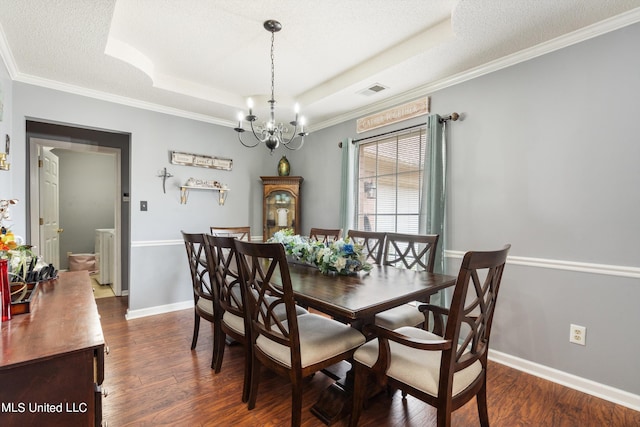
272;261;457;425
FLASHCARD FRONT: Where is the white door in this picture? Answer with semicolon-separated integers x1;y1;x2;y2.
39;148;61;268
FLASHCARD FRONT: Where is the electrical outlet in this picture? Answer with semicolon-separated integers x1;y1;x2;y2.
569;324;586;346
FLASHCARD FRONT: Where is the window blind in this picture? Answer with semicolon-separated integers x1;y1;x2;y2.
356;127;427;233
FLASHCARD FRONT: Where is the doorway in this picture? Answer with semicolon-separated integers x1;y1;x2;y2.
26;120;131;299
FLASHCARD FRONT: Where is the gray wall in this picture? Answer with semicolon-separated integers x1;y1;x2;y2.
302;23;640;396
8;83;274;314
53;149;116;269
0;58;13;200
4;18;639;400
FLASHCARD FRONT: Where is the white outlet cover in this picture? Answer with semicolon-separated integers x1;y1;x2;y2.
570;324;586;346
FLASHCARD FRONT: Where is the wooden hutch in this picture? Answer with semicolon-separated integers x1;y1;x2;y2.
261;176;303;241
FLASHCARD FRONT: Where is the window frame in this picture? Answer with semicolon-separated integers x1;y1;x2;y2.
354;126;427;234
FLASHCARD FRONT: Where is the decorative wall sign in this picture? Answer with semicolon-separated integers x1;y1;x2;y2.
356;97;430;133
170;151;233;171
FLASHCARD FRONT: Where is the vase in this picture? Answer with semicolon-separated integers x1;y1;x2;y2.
1;258;10;322
277;155;290;176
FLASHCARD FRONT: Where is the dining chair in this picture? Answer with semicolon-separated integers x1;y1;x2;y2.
210;226;252;241
181;231;221;370
375;232;440;330
203;234;252;402
234;240;366;427
346;230;386;265
204;235;309;403
349;245;511;427
309;227;342;244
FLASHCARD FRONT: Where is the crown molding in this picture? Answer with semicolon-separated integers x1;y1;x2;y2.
312;7;640;132
0;22;18;78
14;73;235;127
1;8;639;131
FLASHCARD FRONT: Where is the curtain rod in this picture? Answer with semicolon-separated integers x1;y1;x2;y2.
351;112;459;144
439;112;459;123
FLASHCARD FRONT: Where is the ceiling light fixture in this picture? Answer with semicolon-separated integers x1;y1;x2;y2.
234;20;307;154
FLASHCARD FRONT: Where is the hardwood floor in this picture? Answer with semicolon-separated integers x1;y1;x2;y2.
97;297;640;426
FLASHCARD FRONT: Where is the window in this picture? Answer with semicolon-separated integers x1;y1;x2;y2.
356;127;427;233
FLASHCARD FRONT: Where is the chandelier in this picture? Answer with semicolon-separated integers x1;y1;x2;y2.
234;20;307;153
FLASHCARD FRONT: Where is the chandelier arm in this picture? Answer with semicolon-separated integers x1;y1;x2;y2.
279;121;300;145
279;120;306;147
237;131;261;148
249;120;269;143
282;135;305;151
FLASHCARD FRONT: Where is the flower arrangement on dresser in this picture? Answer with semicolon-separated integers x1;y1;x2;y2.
1;198;58;321
268;229;372;275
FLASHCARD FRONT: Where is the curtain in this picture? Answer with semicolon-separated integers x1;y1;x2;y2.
419;114;447;275
339;138;356;235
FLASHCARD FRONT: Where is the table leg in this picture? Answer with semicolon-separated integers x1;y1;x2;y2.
309;320;376;425
310;375;353;425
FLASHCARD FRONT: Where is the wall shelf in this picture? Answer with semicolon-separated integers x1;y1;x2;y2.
179;186;229;205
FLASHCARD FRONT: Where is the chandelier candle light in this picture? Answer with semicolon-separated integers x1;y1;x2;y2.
234;20;308;153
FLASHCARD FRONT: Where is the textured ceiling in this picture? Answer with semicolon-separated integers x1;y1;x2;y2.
1;0;639;131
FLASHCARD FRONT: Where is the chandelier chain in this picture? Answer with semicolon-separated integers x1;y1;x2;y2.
270;31;275;102
234;20;307;153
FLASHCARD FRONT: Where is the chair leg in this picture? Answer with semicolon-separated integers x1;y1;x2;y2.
241;339;251;403
349;363;367;427
291;376;303;427
437;405;452;427
247;356;261;410
191;313;200;349
477;380;490;427
212;324;226;372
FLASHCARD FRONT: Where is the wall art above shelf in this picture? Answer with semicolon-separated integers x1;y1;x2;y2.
170;150;233;171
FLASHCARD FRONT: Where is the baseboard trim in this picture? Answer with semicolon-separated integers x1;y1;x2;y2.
489;349;640;412
125;299;193;320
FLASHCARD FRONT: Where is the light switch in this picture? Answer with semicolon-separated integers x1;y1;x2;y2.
140;201;148;211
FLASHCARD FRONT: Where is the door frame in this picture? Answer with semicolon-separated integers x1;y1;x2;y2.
25;120;131;299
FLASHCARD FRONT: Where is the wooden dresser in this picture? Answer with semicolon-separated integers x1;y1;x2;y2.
0;271;106;426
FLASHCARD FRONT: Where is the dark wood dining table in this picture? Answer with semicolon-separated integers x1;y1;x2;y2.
272;261;457;425
282;261;457;329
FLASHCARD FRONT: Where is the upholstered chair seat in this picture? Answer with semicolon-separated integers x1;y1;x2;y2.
354;326;482;397
256;313;365;368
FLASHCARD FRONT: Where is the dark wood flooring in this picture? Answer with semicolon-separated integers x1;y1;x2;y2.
97;297;640;426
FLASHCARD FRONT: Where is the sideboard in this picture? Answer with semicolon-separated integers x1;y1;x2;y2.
0;271;106;426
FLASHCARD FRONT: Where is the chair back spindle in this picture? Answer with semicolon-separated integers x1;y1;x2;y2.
383;232;439;272
347;230;386;265
309;228;342;244
210;226;252;241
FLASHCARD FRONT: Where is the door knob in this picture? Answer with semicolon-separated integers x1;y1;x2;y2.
57;228;64;233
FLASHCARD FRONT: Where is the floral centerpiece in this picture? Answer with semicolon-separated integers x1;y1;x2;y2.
268;229;372;276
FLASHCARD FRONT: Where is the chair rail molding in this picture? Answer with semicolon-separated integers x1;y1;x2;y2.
445;250;640;279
